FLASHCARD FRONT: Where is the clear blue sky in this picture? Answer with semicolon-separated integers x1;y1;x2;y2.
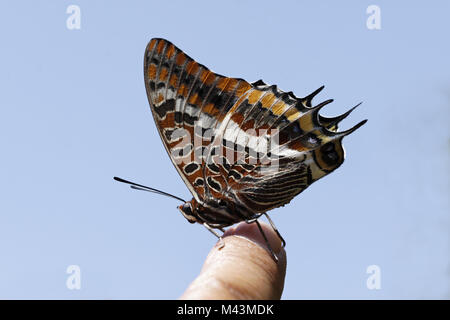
0;1;448;299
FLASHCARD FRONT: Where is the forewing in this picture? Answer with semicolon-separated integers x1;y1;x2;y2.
144;38;252;202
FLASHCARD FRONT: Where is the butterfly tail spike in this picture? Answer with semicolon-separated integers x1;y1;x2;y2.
320;102;362;131
302;85;325;108
339;119;368;137
312;99;334;113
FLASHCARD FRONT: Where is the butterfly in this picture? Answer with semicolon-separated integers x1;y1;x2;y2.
115;38;366;261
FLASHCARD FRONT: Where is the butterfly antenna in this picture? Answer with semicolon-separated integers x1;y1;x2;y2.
113;176;186;203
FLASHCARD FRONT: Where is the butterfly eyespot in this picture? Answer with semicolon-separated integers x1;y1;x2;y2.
323;142;334;152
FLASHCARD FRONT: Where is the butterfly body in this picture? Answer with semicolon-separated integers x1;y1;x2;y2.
143;38;366;230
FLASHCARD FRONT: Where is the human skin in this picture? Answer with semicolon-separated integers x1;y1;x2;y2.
180;222;287;300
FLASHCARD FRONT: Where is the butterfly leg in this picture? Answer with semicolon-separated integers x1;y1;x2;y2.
253;219;279;263
244;213;263;224
263;212;286;248
245;217;279;262
203;223;225;249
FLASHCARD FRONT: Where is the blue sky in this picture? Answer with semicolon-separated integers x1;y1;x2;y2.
0;1;448;299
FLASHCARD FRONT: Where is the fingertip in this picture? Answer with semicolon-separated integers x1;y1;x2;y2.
181;222;287;300
224;221;285;260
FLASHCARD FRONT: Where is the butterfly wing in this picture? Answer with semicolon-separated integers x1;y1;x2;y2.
144;38;366;215
204;81;367;213
144;38;252;203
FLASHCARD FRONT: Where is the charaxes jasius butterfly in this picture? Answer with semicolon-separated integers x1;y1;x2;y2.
115;38;366;261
